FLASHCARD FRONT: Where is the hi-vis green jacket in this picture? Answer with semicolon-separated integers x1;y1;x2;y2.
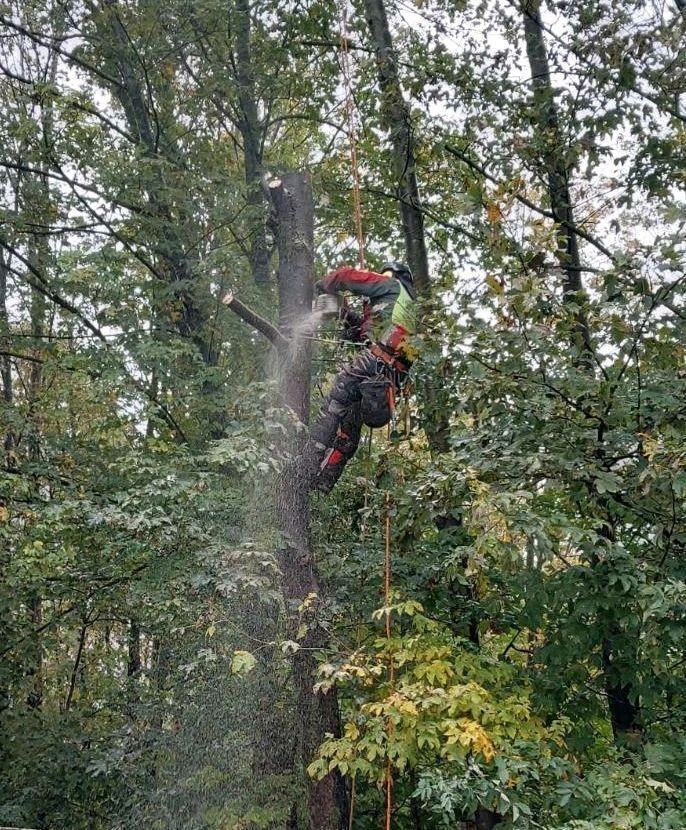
321;266;418;355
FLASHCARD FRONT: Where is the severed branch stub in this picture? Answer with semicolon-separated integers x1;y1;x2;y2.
221;291;289;348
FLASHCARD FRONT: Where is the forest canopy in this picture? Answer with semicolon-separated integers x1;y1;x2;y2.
0;1;685;829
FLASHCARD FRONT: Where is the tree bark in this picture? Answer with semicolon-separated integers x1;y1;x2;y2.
22;49;56;708
521;0;592;356
269;172;347;830
65;621;89;712
100;0;218;367
233;0;270;284
596;520;642;747
362;0;429;294
475;807;502;830
128;620;141;678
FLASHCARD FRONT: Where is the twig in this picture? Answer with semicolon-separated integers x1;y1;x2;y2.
0;349;45;364
0;564;148;659
65;619;89;711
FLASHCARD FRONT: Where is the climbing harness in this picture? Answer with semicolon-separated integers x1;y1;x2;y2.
369;343;411;374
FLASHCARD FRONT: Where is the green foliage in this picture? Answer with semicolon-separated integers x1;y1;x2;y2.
1;0;686;827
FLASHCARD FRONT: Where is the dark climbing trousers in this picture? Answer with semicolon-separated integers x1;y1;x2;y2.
306;346;408;494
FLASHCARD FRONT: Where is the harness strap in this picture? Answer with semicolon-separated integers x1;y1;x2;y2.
370;343;410;373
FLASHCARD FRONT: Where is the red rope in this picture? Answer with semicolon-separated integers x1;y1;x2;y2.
384;491;393;830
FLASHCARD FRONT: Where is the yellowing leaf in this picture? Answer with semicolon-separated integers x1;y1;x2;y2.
231;650;257;676
298;592;318;612
485;274;504;295
486;202;502;224
459;720;496;762
343;722;360;741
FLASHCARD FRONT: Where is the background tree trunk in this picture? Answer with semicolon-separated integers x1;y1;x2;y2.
522;0;640;748
233;0;270;285
362;0;429;293
0;250;13;460
521;0;591;356
101;0;218;367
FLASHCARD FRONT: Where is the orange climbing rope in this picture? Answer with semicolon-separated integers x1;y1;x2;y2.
384;493;393;654
337;4;393;827
384;490;394;830
337;0;366;269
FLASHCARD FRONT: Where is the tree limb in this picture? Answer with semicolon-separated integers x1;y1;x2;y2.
221;292;289;348
0;11;123;89
0;349;45;364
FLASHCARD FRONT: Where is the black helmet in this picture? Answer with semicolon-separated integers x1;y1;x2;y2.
381;261;413;283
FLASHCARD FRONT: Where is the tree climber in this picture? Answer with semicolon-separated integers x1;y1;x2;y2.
305;261;418;494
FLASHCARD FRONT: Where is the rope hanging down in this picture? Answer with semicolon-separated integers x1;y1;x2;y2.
338;6;392;825
337;0;366;268
384;490;394;830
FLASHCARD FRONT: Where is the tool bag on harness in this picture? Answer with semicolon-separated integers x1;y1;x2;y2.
359;376;394;428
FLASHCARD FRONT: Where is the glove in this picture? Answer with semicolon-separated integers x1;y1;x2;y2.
341;307;364;342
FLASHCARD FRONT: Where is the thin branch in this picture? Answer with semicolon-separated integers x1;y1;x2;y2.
363;185;481;243
1;242;187;441
511;0;686;124
0;564;148;658
0;159;145;215
0;12;123;89
444;143;617;263
0;241;107;343
64;619;89;711
0;60;135;143
49;157;164;281
0;349;45;364
499;628;524;658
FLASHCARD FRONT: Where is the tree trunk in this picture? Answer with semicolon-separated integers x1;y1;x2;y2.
362;0;429;293
25;258;45;709
475;807;502;830
602;643;641;744
521;0;592;356
361;0;457;462
233;0;270;285
100;0;219;367
269;172;347;830
22;56;56;707
128;620;141;678
522;1;640;747
596;521;642;747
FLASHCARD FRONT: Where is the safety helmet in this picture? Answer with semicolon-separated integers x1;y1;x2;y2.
381;261;413;283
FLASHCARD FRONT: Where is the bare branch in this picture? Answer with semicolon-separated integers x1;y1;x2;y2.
221;292;289;348
0;12;123;89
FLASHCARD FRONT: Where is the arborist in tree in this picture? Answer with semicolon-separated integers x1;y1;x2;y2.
305;261;418;494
